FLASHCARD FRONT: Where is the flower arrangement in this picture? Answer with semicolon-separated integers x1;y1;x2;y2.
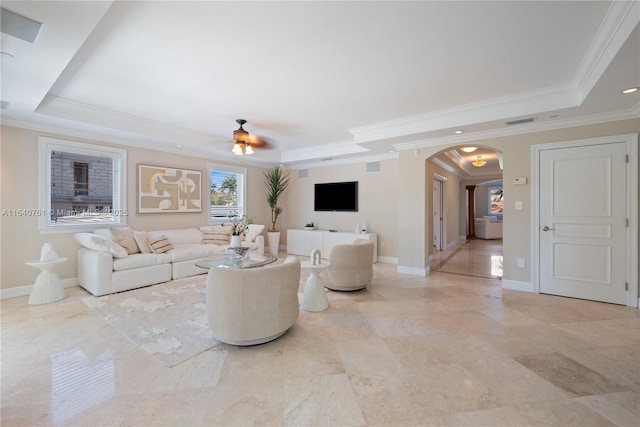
224;212;254;236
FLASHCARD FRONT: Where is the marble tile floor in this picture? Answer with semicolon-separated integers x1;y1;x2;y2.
2;257;639;426
431;239;503;279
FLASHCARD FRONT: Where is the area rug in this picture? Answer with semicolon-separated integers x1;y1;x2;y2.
82;275;221;367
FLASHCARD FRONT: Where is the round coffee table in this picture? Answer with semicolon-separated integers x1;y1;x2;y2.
196;252;277;269
300;260;330;312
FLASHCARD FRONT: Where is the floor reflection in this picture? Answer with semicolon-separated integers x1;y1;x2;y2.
432;238;503;279
51;348;115;424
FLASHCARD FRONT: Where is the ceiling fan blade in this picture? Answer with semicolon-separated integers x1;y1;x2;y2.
248;134;274;149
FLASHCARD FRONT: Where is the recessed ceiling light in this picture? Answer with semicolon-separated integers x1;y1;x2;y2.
460;146;478;153
176;144;182;148
622;87;639;94
455;130;463;134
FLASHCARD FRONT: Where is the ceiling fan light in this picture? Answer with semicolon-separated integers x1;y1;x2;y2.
472;155;486;167
244;144;254;155
232;143;243;155
460;146;478;153
233;128;249;142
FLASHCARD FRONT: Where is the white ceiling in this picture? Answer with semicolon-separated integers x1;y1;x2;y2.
1;1;638;174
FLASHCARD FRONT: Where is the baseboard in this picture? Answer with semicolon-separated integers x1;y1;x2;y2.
1;277;78;300
378;256;398;264
397;265;429;277
447;239;461;251
501;279;534;293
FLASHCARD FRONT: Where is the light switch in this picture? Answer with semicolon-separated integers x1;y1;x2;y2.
517;258;526;268
515;201;522;210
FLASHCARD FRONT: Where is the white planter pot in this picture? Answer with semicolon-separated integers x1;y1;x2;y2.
230;235;242;247
267;231;280;257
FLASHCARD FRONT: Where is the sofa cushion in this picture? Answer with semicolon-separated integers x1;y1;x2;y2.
245;224;265;243
113;253;172;271
149;235;174;253
75;233;128;258
110;227;139;255
203;229;231;245
149;228;203;245
168;243;226;263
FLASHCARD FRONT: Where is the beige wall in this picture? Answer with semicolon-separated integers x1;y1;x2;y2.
0;125;270;290
284;159;399;260
2;118;638;297
400;119;639;291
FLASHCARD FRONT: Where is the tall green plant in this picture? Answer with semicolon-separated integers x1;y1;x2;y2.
263;166;291;232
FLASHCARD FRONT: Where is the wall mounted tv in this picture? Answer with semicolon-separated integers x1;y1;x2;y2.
314;181;358;212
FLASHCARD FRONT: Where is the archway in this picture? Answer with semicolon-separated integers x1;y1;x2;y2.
424;145;503;275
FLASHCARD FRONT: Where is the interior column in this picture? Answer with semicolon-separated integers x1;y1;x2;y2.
466;185;476;239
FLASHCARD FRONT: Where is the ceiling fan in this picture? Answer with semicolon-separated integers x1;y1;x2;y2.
231;119;272;155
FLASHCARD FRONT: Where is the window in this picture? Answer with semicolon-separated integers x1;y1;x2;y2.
208;163;246;222
73;162;89;196
489;187;503;214
39;137;127;233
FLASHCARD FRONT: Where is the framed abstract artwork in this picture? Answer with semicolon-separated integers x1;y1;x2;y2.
137;164;202;213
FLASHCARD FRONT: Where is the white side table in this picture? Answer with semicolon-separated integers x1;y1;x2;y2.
25;257;68;305
300;260;330;312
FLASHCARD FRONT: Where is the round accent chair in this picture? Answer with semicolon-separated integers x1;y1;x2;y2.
324;239;375;291
205;256;301;346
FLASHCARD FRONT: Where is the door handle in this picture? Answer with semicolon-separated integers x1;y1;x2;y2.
541;226;555;231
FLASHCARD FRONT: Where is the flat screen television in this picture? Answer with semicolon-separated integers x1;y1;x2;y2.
314;181;358;212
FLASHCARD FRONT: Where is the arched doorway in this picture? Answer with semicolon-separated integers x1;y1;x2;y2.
427;145;504;279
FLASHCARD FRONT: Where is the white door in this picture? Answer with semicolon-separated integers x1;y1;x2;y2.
539;142;627;304
433;179;444;250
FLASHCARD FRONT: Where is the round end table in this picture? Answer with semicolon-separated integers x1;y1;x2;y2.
300;260;330;312
25;257;68;305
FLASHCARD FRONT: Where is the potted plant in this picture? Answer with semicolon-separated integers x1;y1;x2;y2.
263;166;291;256
224;212;254;247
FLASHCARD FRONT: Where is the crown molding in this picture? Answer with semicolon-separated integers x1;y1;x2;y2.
350;2;639;146
349;84;577;144
0;116;275;166
574;0;640;103
288;151;399;170
394;104;640;151
280;140;369;164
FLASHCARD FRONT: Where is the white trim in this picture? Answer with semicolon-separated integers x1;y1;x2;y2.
207;162;247;223
397;265;429;277
1;278;78;300
447;239;460;252
502;279;534;293
532;134;638;307
289;151;399;170
37;137;127;234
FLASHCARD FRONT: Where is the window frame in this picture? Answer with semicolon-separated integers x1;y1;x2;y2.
38;137;127;234
207;162;247;224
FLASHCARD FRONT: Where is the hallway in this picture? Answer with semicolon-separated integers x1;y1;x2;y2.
431;239;503;279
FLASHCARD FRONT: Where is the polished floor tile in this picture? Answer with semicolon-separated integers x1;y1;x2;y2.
2;247;639;426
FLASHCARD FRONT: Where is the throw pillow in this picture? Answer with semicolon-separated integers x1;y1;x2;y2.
203;230;231;245
74;233;128;258
148;235;174;253
200;225;233;245
244;224;265;242
110;227;139;255
133;231;153;254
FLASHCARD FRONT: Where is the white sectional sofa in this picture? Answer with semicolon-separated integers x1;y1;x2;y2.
76;225;264;296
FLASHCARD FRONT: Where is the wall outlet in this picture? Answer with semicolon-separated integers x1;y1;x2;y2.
516;258;526;268
515;201;522;210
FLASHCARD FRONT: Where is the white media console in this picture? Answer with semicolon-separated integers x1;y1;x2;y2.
287;229;377;263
